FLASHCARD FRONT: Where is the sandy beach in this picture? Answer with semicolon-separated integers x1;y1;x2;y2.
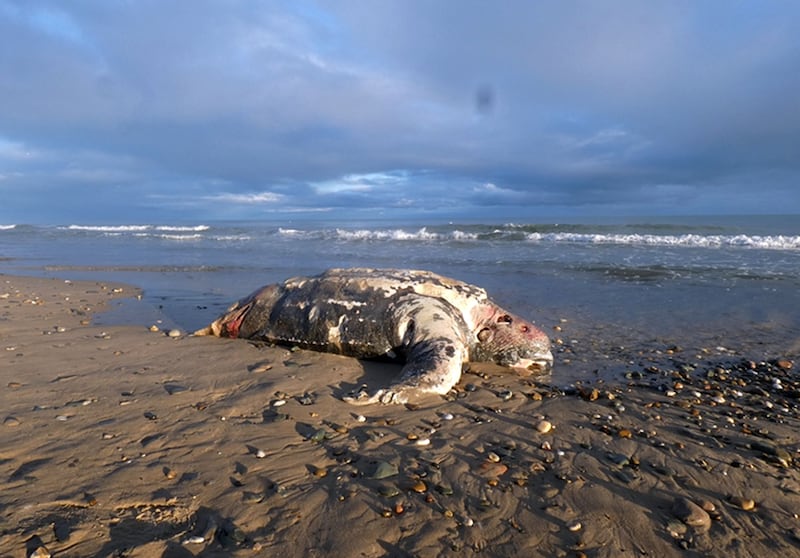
2;274;800;558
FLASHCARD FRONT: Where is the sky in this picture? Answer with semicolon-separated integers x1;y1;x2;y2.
1;0;799;224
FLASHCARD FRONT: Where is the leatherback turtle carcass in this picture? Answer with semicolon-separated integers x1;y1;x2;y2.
195;268;553;404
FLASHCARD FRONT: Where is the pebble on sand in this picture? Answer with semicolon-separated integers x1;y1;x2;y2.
729;496;756;511
671;496;711;532
478;461;508;478
535;420;553;434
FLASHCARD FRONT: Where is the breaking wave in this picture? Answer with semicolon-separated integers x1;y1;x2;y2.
19;222;800;252
277;225;799;251
524;232;800;250
66;224;210;232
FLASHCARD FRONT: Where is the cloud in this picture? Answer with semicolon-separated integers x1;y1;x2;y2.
204;192;284;204
1;1;799;222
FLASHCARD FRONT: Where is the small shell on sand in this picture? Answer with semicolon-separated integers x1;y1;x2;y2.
250;362;274;373
567;521;582;532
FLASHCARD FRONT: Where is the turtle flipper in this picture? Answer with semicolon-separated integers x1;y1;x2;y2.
343;294;468;405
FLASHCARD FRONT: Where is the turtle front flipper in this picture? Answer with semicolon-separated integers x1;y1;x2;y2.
343;294;468;405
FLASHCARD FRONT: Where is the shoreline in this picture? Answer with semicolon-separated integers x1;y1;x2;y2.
2;273;800;557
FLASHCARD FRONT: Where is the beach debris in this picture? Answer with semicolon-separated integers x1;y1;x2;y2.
750;440;792;466
27;545;51;558
64;398;95;407
297;392;316;405
249;362;273;373
436;484;454;496
567;520;582;532
167;329;182;338
217;519;247;548
164;383;188;395
242;491;264;504
308;428;328;443
313;466;328;478
3;415;20;427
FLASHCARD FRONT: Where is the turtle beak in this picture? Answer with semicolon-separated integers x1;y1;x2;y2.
193;300;254;338
193;318;222;337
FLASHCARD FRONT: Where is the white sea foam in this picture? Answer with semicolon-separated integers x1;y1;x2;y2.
524;232;800;250
278;228;306;237
156;234;204;241
0;224;16;230
155;225;210;232
213;235;252;241
66;224;209;233
67;224;151;232
333;227;478;241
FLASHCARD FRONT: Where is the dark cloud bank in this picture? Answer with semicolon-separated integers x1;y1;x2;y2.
1;1;799;223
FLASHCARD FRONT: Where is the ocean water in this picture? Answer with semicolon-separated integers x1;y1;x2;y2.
2;216;799;379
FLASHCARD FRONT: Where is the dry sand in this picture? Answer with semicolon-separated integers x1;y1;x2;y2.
2;274;800;558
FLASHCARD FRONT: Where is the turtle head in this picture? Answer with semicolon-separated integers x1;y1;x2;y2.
193;284;280;339
470;304;553;374
193;300;254;338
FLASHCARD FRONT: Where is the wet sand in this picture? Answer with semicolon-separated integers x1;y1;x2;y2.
2;274;800;557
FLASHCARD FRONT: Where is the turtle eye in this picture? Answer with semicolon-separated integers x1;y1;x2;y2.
497;314;512;324
477;328;493;342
